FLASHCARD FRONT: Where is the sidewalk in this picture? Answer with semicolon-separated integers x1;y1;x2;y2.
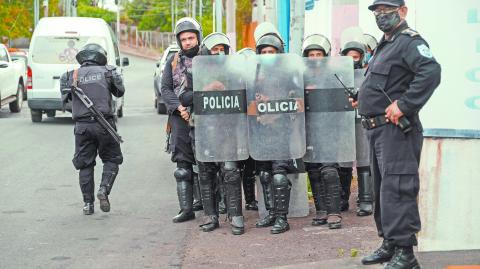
179;192;480;269
120;44;162;61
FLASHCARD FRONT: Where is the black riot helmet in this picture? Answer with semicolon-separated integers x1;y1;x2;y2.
256;34;284;54
174;17;203;51
75;43;107;65
302;34;331;57
200;32;231;55
341;41;368;69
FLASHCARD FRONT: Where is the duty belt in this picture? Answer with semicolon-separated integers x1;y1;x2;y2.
76;115;114;123
361;114;389;130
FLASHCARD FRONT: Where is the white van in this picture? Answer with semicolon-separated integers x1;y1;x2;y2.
28;17;129;122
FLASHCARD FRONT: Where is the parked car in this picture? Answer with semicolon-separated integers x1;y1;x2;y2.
27;17;129;122
8;48;29;100
0;44;27;113
153;44;179;114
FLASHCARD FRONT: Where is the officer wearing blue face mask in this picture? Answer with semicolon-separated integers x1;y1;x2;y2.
351;1;441;268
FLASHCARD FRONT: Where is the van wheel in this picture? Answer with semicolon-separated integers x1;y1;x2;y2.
9;83;23;113
31;110;42;122
117;106;123;118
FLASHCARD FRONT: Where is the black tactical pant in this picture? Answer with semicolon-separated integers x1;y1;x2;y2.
73;120;123;203
367;124;422;247
169;113;195;165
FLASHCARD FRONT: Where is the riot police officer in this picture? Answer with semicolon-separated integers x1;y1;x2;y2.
354;1;441;268
237;47;259;211
161;17;202;223
340;38;374;217
179;32;245;235
302;34;343;229
60;43;125;215
253;31;297;234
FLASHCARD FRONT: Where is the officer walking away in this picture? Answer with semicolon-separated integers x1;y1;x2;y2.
353;1;441;268
161;17;202;223
60;43;125;215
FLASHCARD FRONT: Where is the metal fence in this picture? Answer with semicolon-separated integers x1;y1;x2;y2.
115;23;175;51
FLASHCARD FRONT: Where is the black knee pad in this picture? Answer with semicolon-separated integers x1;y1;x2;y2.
223;162;240;184
321;167;339;184
273;174;291;188
259;171;272;185
174;168;192;182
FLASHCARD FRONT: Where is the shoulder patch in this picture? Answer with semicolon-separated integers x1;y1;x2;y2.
417;44;433;58
401;28;419;37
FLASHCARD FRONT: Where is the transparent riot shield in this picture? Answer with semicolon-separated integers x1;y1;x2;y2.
246;54;306;161
303;56;356;163
354;68;370;167
193;55;249;162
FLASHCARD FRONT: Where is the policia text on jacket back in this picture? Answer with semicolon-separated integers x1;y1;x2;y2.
60;43;126;215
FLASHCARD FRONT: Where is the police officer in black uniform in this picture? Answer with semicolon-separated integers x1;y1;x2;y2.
178;32;246;235
60;43;125;215
340;39;374;217
353;1;441;268
253;32;298;234
302;34;343;229
161;17;202;223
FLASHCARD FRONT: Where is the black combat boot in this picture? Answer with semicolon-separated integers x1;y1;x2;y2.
309;170;327;226
243;173;258;211
83;193;95;215
357;167;373;216
199;165;219;232
172;168;195;223
97;163;118;213
339;167;352;212
361;239;395;265
97;186;110;212
323;167;342;229
217;171;227;214
83;202;94;215
256;171;276;228
224;162;245;235
192;173;203;211
384;246;421;269
270;174;291;234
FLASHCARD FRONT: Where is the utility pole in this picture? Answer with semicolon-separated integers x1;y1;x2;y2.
34;0;40;27
214;0;222;32
43;0;48;17
226;0;235;51
115;0;120;39
192;0;196;20
171;0;174;31
199;0;202;25
289;0;305;55
72;0;77;17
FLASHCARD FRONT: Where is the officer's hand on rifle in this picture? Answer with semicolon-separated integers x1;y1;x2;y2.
385;100;404;125
349;98;358;109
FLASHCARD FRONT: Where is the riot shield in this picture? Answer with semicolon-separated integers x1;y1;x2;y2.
246;54;306;161
303;56;356;163
193;55;249;162
354;68;370;167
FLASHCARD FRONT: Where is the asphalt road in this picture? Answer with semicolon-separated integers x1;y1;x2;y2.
0;56;190;269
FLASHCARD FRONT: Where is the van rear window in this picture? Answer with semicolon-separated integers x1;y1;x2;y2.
31;36;108;64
